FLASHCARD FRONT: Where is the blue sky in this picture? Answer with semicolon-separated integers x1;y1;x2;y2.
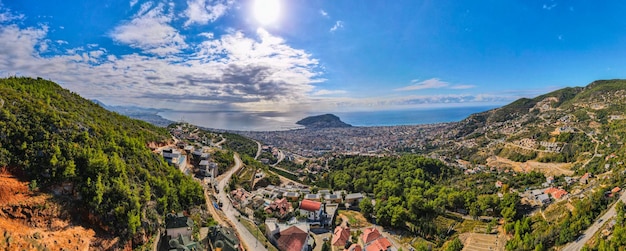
1;0;626;114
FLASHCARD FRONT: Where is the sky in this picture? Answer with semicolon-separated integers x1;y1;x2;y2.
1;0;626;117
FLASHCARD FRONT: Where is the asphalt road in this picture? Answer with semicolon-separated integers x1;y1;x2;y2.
271;150;285;167
254;141;262;160
216;153;267;251
562;190;626;251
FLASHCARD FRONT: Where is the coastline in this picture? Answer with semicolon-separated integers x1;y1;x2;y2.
155;105;498;131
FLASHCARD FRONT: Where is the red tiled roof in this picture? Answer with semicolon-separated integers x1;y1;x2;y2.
344;244;362;251
612;187;621;193
582;172;590;179
300;199;321;212
332;226;350;246
361;227;381;244
545;187;568;199
365;237;392;251
277;226;308;251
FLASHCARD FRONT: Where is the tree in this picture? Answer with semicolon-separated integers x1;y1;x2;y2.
321;241;331;251
446;237;463;251
501;205;517;223
359;197;374;219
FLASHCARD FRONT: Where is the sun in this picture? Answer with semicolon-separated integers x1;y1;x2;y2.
253;0;281;26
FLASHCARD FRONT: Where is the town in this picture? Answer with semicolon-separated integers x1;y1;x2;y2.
155;123;412;251
154;116;626;251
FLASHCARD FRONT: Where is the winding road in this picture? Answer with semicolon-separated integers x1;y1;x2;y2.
254;141;262;160
271;150;285;167
562;190;626;251
215;153;267;251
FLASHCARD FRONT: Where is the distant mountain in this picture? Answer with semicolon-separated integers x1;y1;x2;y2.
296;114;352;128
90;99;175;127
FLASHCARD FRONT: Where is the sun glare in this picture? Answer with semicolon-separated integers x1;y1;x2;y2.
253;0;281;26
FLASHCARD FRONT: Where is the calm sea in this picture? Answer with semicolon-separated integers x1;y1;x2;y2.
158;105;498;131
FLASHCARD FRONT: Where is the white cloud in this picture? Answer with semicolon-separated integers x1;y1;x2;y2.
130;0;139;7
110;2;187;55
395;78;475;91
543;3;557;10
312;89;347;96
449;84;475;90
0;6;24;23
183;0;233;26
330;20;343;32
199;32;214;39
0;14;322;113
395;78;449;91
320;9;328;17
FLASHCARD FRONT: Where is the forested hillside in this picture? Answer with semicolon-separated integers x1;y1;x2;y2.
0;77;204;244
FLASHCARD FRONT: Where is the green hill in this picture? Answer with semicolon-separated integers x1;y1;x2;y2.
0;77;204;244
296;113;352;128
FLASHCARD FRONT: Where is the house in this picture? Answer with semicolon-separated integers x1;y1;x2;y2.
265;198;293;220
283;192;300;201
164;212;200;251
612;187;621;194
318;189;331;196
495;181;503;188
300;199;323;222
165;212;193;239
324;203;339;227
545;187;568;200
361;227;393;251
183;145;194;153
266;219;311;251
231;188;251;209
344;193;364;207
580;173;591;185
361;227;381;245
276;226;309;251
199;160;218;178
610;187;622;197
324;194;343;204
332;225;351;247
304;193;321;201
334;190;347;197
536;194;551;205
365;238;392;251
208;225;240;251
193;150;210;160
344;244;362;251
163;148;183;167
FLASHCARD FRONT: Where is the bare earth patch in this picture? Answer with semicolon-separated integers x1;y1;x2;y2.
0;169;117;250
459;232;506;251
487;156;574;176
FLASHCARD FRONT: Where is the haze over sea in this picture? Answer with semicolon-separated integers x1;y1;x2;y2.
159;105;499;131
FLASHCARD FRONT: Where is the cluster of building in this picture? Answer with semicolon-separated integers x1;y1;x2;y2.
226;181;371;251
161;142;220;184
162;212;240;251
330;225;395;251
241;124;450;157
262;197;392;251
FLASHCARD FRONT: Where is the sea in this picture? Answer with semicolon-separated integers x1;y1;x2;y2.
158;105;499;131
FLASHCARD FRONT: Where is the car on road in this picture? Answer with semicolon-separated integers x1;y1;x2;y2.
575;234;585;242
